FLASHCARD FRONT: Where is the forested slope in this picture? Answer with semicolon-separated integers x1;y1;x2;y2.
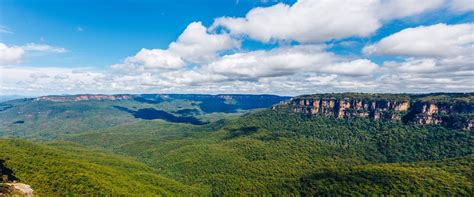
0;139;207;195
67;109;473;195
1;93;472;195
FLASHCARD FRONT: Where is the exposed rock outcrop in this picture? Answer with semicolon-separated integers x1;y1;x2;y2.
283;93;473;130
291;97;409;121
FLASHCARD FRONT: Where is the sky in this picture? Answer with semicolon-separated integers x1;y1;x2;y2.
0;0;473;96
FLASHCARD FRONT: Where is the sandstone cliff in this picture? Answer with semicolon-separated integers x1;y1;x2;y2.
281;93;473;130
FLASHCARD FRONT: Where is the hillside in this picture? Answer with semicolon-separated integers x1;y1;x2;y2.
0;94;288;139
0;93;472;195
0;139;206;195
66;107;473;195
299;156;473;195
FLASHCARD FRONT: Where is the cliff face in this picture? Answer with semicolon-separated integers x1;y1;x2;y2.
35;94;132;102
291;98;409;121
407;101;474;129
284;93;473;130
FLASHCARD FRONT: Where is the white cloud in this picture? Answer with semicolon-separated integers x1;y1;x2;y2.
212;0;443;43
448;0;474;13
203;45;337;79
0;66;106;95
384;56;473;73
112;22;240;72
4;1;473;95
126;48;186;70
376;0;444;20
22;43;67;53
100;45;383;95
202;45;379;80
377;69;474;93
320;59;379;76
0;42;67;65
0;43;25;65
363;23;474;57
0;26;13;34
366;23;474;92
386;59;443;73
169;22;240;64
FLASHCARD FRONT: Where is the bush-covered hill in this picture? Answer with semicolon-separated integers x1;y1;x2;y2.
0;94;288;140
299;156;473;196
65;109;473;195
0;139;207;195
1;93;472;195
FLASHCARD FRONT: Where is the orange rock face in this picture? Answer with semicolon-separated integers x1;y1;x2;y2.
288;96;473;130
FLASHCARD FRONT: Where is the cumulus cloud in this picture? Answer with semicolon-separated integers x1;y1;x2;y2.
0;42;67;65
377;69;474;93
212;0;443;43
0;43;25;64
201;45;379;80
100;21;471;95
320;59;379;76
383;56;473;73
363;23;474;57
376;0;444;20
96;44;383;95
0;66;106;95
112;22;240;72
127;48;185;70
203;45;337;79
3;0;473;95
364;23;474;93
169;22;240;64
448;0;474;13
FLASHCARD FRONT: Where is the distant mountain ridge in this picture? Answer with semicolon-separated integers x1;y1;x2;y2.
35;94;132;102
33;93;291;113
0;93;290;139
34;94;289;102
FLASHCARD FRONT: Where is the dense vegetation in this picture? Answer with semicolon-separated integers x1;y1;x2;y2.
0;93;472;195
225;109;472;162
297;92;411;101
64;109;473;195
297;92;474;103
0;94;287;139
0;139;206;195
299;157;473;195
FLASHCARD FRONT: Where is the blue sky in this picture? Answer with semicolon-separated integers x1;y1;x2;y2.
0;0;473;95
0;0;296;68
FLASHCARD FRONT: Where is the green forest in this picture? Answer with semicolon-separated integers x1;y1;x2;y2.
0;94;473;195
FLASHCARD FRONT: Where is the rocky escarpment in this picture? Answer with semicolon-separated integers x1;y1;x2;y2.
281;93;473;130
35;94;132;102
406;101;473;129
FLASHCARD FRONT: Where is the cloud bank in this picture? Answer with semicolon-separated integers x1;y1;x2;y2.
2;0;473;95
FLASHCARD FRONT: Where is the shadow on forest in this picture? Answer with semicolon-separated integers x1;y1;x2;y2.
113;106;207;125
0;160;18;182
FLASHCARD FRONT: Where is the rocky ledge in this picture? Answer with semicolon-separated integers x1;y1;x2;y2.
278;93;473;130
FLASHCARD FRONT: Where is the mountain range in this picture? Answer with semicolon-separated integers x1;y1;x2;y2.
0;93;472;195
